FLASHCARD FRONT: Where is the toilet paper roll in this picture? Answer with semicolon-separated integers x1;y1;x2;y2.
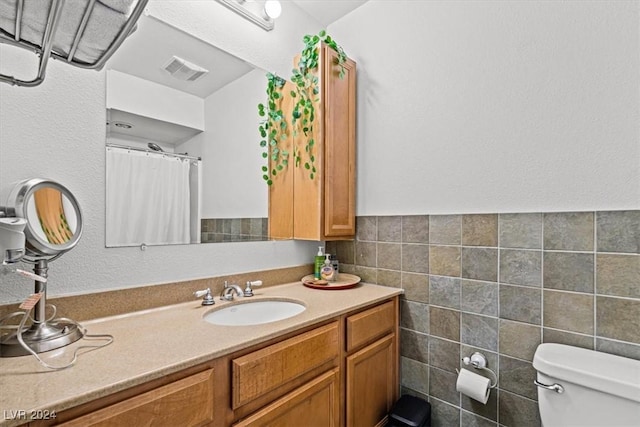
456;368;491;404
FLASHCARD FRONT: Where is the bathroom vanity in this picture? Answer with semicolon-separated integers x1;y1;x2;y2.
0;282;401;427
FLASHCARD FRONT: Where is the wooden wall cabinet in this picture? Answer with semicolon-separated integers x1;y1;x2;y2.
269;43;357;241
40;298;398;427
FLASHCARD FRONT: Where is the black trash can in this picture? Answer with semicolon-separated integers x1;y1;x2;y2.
387;394;431;427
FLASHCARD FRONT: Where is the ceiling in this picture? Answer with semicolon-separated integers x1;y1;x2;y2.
291;0;368;27
106;1;370;99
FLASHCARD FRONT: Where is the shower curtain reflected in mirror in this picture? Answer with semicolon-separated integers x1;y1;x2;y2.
106;146;200;247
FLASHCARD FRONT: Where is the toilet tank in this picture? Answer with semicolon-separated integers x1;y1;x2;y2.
533;343;640;427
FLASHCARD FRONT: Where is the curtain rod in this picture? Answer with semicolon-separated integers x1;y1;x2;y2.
106;143;201;161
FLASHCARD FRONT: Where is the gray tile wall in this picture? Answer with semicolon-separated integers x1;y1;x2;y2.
326;211;640;427
201;217;268;242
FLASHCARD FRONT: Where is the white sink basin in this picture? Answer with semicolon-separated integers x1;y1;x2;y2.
203;299;306;326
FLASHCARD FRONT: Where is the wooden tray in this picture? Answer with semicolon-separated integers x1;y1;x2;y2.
301;273;361;290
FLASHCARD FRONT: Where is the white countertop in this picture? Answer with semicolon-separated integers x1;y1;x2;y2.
0;281;402;426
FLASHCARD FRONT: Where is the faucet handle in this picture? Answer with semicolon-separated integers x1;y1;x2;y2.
194;289;208;298
194;288;214;306
244;280;263;297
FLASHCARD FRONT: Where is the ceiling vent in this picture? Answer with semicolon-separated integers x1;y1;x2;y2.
162;56;209;82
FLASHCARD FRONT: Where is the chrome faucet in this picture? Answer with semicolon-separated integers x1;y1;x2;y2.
220;281;244;301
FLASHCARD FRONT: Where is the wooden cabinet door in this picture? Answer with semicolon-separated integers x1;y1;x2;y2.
268;80;296;240
59;369;215;427
322;43;356;239
346;335;397;427
233;368;340;427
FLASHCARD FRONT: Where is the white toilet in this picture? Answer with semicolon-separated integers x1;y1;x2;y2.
533;343;640;426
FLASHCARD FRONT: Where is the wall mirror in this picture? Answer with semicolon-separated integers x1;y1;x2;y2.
104;14;272;247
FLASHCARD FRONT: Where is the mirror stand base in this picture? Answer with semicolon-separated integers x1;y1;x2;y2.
0;320;84;357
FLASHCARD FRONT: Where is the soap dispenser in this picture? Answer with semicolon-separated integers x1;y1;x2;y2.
320;254;335;281
314;246;325;279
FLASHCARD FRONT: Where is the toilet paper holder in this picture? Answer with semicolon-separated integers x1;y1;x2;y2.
456;351;498;389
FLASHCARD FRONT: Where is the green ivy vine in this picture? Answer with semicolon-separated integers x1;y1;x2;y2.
259;30;347;185
258;73;288;186
290;30;346;180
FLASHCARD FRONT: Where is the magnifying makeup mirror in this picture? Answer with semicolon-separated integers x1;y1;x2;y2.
0;178;84;357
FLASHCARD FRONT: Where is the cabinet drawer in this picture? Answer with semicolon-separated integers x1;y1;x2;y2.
346;300;395;352
232;321;340;409
60;369;214;427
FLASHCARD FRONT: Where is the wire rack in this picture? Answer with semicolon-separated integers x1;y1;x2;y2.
0;0;148;87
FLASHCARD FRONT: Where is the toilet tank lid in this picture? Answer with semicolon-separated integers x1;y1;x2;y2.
533;344;640;403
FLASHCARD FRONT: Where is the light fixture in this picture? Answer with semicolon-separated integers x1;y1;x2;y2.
264;0;282;19
216;0;282;31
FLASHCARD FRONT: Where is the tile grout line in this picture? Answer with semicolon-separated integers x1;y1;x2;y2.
496;213;502;426
458;214;464;427
540;212;545;359
593;211;598;351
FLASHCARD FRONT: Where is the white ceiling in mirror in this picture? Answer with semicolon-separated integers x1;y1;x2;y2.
291;0;369;27
106;108;203;145
106;13;254;98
